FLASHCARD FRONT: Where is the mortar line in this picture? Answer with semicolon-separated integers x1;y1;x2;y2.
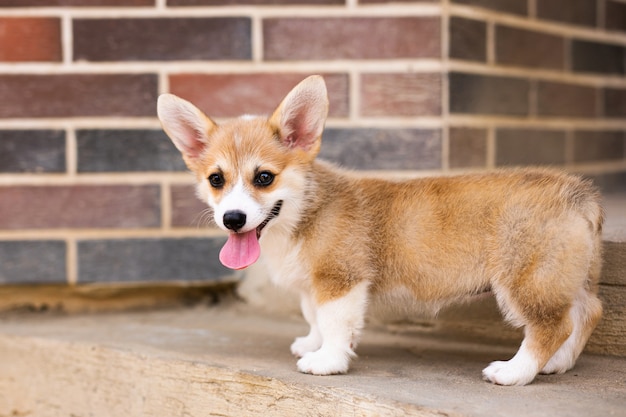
565;129;575;167
349;70;361;122
161;180;172;231
66;238;78;286
251;14;264;63
440;0;451;172
61;12;73;65
0;228;227;241
65;126;78;177
1;116;625;136
486;126;496;169
158;70;169;95
0;4;442;18
486;20;496;65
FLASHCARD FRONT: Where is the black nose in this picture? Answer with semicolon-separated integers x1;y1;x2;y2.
223;210;247;231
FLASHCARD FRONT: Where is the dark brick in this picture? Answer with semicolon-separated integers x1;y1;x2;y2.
449;128;488;169
0;130;65;173
573;131;625;163
496;26;564;70
450;17;487;62
0;241;66;284
449;73;529;116
169;73;349;118
77;130;186;173
606;1;626;33
537;81;598;117
0;18;61;62
319;128;442;170
571;40;625;75
537;0;596;27
263;17;440;60
451;0;527;15
604;88;626;117
360;73;441;117
74;18;251;62
496;129;566;166
169;0;341;4
0;0;151;5
0;185;160;229
171;185;214;228
0;74;157;118
77;238;231;283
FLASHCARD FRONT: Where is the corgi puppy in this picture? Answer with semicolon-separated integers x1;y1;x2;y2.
157;75;603;386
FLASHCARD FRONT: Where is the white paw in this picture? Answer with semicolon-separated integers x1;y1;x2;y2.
482;359;537;386
296;347;352;375
541;354;575;375
290;335;322;358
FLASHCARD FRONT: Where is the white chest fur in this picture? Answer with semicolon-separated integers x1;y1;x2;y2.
260;230;310;292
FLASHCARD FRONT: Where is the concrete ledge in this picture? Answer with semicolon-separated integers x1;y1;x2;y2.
1;304;625;417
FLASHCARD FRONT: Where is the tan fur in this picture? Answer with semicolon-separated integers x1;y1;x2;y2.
157;75;604;385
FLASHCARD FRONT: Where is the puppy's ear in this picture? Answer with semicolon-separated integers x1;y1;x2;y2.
157;94;216;168
269;75;329;158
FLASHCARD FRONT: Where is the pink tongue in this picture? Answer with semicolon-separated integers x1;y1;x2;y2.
219;230;261;270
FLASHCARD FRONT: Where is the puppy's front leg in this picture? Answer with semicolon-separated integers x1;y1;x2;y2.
297;281;369;375
291;292;322;358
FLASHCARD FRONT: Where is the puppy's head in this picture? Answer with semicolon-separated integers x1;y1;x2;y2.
157;75;329;270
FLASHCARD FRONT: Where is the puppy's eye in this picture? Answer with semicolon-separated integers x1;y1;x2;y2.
208;173;225;188
254;171;275;187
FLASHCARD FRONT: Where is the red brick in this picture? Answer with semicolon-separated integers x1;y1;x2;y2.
604;88;626;118
0;18;61;62
496;25;564;70
360;73;441;117
606;1;626;33
0;74;157;118
537;81;598;118
263;17;440;60
449;127;488;169
169;73;349;118
573;131;626;163
449;72;529;116
0;0;151;5
171;185;215;228
0;185;160;229
537;0;596;27
450;17;487;62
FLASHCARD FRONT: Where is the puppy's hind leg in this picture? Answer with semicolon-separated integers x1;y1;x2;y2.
541;287;602;375
483;281;574;386
291;292;323;358
297;281;370;375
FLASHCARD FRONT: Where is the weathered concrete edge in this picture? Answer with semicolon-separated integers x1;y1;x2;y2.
0;334;458;417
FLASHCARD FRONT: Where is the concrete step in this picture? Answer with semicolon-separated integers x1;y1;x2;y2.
1;304;625;417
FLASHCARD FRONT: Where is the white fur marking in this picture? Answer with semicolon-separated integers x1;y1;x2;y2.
291;292;322;357
296;281;370;375
213;179;265;232
482;342;539;386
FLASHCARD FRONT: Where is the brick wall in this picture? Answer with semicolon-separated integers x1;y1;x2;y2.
0;0;624;287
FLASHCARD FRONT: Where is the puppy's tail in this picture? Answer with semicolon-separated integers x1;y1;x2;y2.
571;177;604;291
